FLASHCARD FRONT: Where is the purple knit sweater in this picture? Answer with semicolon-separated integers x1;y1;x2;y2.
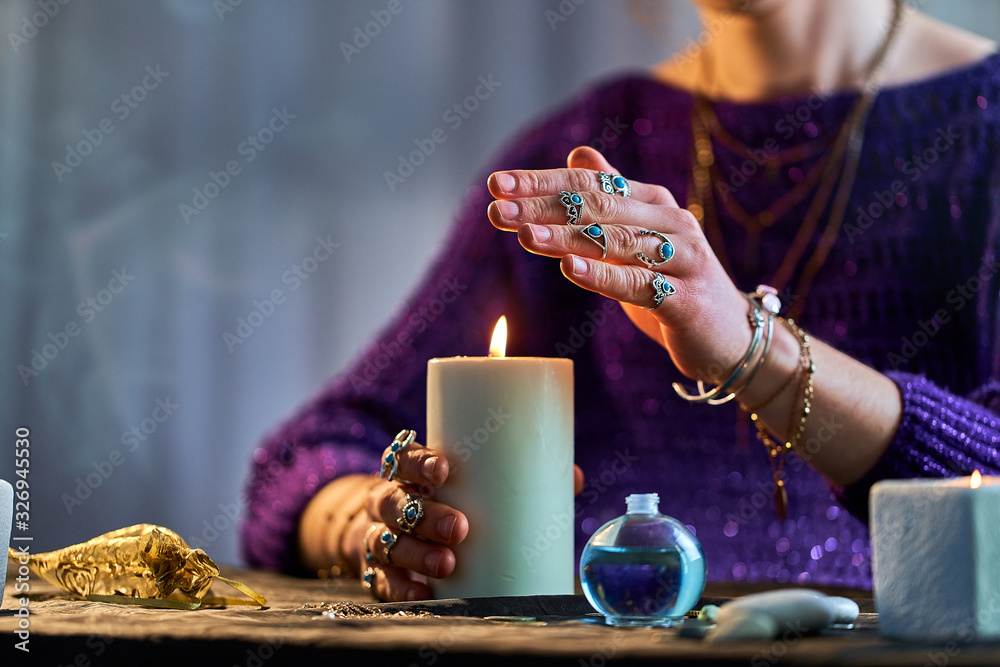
241;55;1000;589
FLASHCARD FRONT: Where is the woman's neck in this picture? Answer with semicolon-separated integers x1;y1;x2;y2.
694;0;897;100
654;0;997;102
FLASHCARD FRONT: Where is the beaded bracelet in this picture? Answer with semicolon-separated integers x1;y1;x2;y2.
746;318;814;520
783;319;815;452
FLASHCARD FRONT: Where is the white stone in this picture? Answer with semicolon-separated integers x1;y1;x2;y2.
871;477;1000;640
720;589;836;630
709;607;778;641
828;596;861;624
707;589;856;642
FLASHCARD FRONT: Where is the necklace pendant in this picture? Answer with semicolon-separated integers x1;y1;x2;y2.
774;478;788;521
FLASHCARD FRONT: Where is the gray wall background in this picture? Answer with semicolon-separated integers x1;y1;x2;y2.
1;0;998;565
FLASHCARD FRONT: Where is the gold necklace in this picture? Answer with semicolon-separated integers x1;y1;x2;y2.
698;100;832;170
687;0;905;319
688;0;905;520
693;99;838;273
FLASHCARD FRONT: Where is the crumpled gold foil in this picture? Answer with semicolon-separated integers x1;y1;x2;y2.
7;524;265;609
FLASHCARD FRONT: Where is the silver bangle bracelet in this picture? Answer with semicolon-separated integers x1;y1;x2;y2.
728;288;781;402
707;304;773;405
672;285;781;405
672;302;765;403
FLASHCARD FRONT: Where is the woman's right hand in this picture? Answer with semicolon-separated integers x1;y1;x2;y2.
340;440;469;601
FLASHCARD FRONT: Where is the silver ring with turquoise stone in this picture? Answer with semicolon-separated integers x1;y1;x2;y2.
598;171;630;198
636;230;675;267
380;450;399;482
396;494;425;533
362;566;376;591
580;222;608;260
391;429;416;452
645;273;676;310
379;528;399;563
558;190;584;225
381;429;417;482
364;524;379;564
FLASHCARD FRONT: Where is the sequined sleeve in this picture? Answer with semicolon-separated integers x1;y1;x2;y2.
240;428;382;575
835;372;1000;520
837;102;1000;521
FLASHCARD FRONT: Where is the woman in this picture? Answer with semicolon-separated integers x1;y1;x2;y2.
242;0;1000;602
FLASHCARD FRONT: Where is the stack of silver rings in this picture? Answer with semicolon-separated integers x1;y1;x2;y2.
365;429;428;598
559;172;678;305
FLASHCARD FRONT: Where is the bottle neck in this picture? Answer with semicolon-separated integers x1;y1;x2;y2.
626;493;660;515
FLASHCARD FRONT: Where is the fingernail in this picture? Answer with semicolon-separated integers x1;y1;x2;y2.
438;515;457;541
570;255;588;274
422;456;440;483
495;172;516;192
528;224;551;242
495;200;519;220
406;587;419;601
424;551;443;575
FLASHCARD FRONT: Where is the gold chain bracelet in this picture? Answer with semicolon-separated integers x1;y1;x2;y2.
746;318;814;520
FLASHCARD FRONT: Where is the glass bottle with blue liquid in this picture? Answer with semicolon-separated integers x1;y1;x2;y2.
580;493;706;626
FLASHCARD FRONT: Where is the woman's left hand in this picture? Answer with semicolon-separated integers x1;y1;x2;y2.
486;146;753;385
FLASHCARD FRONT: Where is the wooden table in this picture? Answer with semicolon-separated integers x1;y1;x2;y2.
2;567;999;665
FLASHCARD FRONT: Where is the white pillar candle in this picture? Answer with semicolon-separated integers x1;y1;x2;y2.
871;472;1000;640
426;318;574;598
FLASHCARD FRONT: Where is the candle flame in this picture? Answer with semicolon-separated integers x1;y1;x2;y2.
488;316;507;358
971;469;982;489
